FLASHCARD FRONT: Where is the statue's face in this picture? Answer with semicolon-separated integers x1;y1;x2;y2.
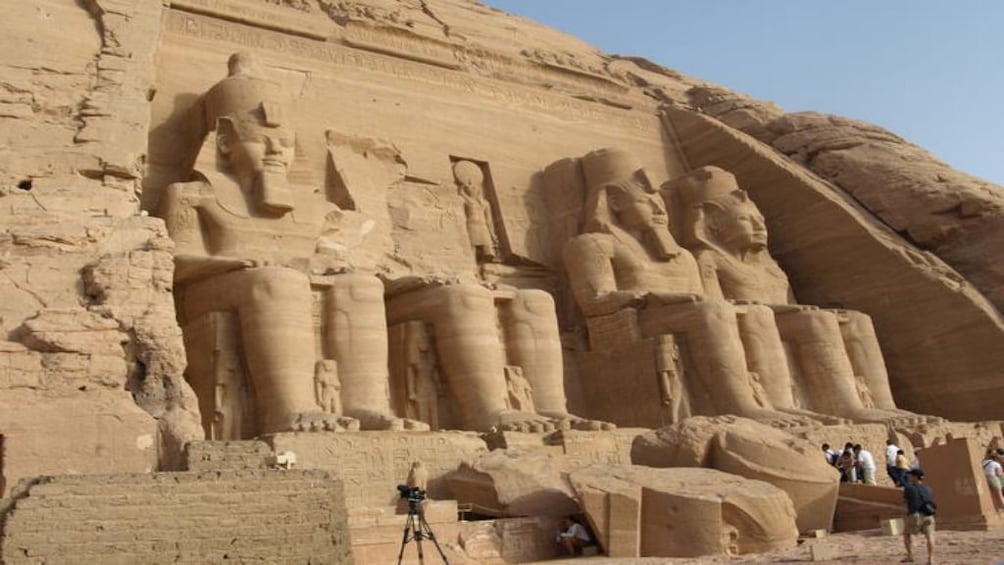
614;184;669;230
716;197;767;249
223;122;296;181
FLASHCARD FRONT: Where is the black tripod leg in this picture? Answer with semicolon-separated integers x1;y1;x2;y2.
419;514;450;564
397;513;415;565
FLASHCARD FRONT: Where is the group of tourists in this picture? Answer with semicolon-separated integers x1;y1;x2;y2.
821;440;920;487
821;439;934;563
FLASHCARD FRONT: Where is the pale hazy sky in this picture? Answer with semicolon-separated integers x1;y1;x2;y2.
484;0;1004;185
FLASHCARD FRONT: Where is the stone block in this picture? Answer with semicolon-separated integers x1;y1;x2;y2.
569;464;799;558
882;518;905;536
811;542;839;561
264;431;487;507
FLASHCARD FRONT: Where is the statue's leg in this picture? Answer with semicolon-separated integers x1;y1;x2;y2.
836;310;896;409
502;290;614;430
775;310;920;424
639;300;806;427
735;304;794;407
738;305;848;425
185;267;334;434
499;290;565;414
387;284;551;432
323;273;427;431
774;310;860;416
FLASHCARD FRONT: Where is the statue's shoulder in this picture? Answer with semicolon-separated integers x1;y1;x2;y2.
563;232;617;260
165;178;213;205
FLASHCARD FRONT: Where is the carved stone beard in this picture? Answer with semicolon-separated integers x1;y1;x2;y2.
641;225;684;261
255;168;295;215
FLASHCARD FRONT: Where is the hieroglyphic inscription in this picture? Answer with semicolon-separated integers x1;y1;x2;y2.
265;431;487;507
171;0;330;39
164;10;653;131
461;48;628;100
559;429;640;467
343;24;460;70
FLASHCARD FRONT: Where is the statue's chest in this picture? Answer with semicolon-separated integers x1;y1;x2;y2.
716;262;789;304
201;199;321;263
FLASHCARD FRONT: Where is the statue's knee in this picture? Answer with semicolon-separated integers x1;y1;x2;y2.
693;299;735;326
444;283;494;313
840;310;876;335
740;304;775;328
329;273;384;304
513;289;557;317
786;310;840;336
247;267;309;302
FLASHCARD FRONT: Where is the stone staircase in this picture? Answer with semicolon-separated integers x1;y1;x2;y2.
0;469;352;564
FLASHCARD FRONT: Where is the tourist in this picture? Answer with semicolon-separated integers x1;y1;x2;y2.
894;449;911;488
902;469;936;564
910;448;923;471
854;444;878;485
886;439;901;485
822;443;839;466
838;449;857;483
555;515;591;556
981;451;1004;511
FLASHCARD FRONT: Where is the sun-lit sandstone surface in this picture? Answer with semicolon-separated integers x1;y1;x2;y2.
1;1;1002;562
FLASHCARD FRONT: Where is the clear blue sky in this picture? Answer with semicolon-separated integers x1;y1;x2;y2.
484;1;1004;185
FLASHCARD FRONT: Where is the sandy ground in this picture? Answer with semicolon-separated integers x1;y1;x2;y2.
532;528;1004;564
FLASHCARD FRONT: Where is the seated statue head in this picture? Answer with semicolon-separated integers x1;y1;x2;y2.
198;51;297;214
673;167;768;257
580;148;683;260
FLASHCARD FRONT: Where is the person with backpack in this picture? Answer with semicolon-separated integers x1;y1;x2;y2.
902;469;936;564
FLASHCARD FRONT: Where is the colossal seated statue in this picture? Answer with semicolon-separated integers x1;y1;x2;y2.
385;280;611;432
672;166;927;424
562;148;810;427
158;52;423;436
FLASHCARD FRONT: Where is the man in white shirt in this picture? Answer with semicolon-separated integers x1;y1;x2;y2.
556;516;591;555
886;439;901;485
982;450;1004;510
854;444;878;485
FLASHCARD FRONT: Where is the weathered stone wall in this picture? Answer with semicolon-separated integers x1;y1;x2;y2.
0;0;202;492
181;440;272;471
265;431;488;507
0;470;353;564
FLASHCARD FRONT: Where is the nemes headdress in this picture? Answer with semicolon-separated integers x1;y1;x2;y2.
202;52;286;136
670;166;742;208
668;166;751;248
580;148;653;233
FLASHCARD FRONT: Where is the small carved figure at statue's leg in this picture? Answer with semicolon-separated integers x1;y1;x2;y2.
388;284;516;432
324;274;431;432
738;305;849;426
502;289;616;431
776;310;929;426
640;300;810;429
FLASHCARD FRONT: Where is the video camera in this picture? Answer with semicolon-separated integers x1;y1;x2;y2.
396;484;427;502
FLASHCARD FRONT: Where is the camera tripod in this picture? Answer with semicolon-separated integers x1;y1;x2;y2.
397;498;449;565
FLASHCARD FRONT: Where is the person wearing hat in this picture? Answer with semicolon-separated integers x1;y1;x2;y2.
902;469;936;563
